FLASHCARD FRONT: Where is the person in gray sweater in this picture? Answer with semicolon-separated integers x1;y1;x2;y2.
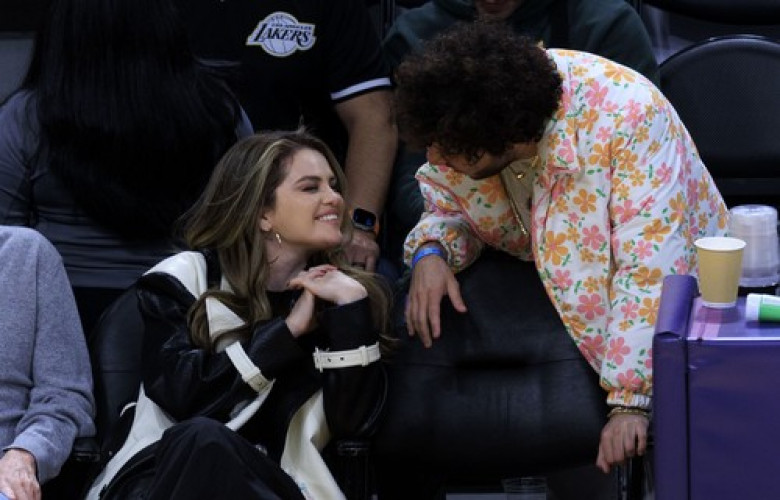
0;226;95;500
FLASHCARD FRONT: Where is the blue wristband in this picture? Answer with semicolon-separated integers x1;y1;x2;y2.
411;246;446;269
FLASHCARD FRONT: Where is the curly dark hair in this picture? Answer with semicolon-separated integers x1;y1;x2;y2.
394;21;563;161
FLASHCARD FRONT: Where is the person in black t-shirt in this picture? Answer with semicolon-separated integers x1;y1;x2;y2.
178;0;398;273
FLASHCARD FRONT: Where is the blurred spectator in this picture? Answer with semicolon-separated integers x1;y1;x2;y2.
0;225;94;500
176;0;398;272
0;0;251;334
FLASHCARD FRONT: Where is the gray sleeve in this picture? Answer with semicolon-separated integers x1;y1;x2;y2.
7;232;95;483
235;106;254;138
0;92;36;226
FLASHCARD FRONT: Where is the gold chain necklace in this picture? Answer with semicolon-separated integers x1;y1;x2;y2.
499;155;541;238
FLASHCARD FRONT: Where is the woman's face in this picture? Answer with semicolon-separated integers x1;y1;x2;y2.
260;148;345;255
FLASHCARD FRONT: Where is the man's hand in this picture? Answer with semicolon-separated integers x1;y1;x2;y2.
596;412;649;474
0;449;40;500
344;230;380;272
405;249;467;347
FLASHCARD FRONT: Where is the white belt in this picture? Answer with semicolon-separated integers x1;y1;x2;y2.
226;342;272;392
313;342;381;372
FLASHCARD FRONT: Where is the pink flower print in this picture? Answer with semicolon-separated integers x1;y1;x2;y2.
581;334;606;359
656;162;673;185
577;293;605;320
553;269;573;290
613;199;638;224
617;369;643;391
559;139;576;164
568;212;580;225
596;126;612;142
645;349;653;370
673;255;689;275
582;225;606;251
607;336;631;365
585;80;608;107
686;177;700;202
620;300;640;320
625;99;643;128
634;240;654;260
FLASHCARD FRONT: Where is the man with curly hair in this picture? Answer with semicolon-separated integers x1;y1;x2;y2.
383;0;660;267
395;21;727;479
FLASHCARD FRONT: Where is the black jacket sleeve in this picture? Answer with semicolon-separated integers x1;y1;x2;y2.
137;271;309;422
318;298;387;439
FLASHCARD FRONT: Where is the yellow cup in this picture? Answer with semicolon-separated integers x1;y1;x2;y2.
695;236;746;308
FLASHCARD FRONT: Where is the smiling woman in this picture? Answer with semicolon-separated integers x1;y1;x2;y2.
84;130;393;500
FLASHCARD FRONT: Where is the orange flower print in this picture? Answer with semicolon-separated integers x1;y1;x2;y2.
617;369;643;391
642;219;671;243
604;62;637;84
444;168;462;186
647;140;661;156
634;266;662;288
477;216;495;233
638;296;660;325
581;248;595;263
567;313;586;333
634;125;649;143
566;226;580;243
588;143;611;168
628;168;645;187
579;108;599;133
577;293;605;320
607;336;631;365
545;230;569;266
614;182;630;200
583;276;600;293
477;178;503;205
573;188;597;213
668;192;685;223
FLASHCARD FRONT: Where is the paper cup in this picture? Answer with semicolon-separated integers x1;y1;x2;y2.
695;236;746;308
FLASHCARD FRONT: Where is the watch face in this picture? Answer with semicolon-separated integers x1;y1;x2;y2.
352;208;377;229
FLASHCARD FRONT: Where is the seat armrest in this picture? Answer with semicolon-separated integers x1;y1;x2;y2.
70;436;101;463
333;439;371;500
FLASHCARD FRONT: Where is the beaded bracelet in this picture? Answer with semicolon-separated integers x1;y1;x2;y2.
607;406;650;419
411;246;446;270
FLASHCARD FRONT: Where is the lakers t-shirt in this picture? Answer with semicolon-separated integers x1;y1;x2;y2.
178;0;392;161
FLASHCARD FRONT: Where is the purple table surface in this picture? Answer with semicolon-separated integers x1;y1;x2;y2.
654;275;780;500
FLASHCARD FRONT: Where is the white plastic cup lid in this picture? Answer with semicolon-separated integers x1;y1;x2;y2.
730;205;778;235
746;293;762;321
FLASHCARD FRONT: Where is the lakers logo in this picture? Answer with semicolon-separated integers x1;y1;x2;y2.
246;12;316;57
